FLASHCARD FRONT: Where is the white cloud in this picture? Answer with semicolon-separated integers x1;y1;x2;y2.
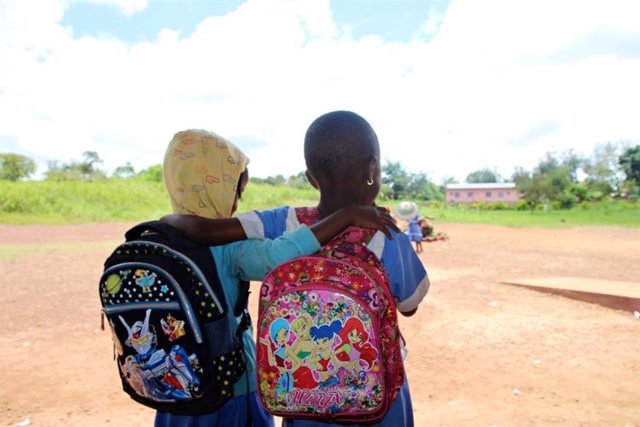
1;0;639;183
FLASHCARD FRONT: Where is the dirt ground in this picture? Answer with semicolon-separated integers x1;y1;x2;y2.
1;222;639;427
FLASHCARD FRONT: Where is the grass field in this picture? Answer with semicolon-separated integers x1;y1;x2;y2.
422;200;640;227
1;179;638;227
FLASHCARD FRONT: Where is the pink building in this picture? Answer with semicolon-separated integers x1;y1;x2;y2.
446;183;522;204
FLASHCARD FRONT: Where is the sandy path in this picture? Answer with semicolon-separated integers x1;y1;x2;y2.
0;222;638;427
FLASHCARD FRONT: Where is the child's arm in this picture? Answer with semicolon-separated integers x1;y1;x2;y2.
223;206;397;282
258;337;278;368
159;215;246;245
161;206;398;246
309;206;398;242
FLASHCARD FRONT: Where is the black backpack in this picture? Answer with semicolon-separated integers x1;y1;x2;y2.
99;221;250;415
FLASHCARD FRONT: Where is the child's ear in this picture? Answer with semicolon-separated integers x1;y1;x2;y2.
306;170;320;190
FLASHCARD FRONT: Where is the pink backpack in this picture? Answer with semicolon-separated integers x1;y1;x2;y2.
256;208;405;424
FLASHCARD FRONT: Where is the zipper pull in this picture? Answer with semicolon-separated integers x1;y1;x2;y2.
101;309;105;331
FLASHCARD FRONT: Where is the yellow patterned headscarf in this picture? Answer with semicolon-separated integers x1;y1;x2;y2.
163;129;249;219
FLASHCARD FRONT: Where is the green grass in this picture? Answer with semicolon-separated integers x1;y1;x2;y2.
0;178;170;224
239;183;320;212
1;179;639;227
419;200;640;227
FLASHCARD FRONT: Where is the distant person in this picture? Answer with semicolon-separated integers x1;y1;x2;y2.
156;129;398;427
164;111;431;427
407;213;423;254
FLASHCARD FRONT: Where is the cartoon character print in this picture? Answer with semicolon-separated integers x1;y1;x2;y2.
160;314;186;342
289;313;318;390
309;320;343;388
259;317;294;402
118;309;201;402
121;355;147;397
335;317;379;375
133;269;157;293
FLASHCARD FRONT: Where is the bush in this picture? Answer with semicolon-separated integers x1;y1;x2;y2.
470;201;489;211
514;199;528;211
555;192;579;209
490;202;509;211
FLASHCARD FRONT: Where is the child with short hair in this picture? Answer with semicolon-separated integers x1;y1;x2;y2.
236;111;430;427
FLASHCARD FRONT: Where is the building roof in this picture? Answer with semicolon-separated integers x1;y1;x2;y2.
446;182;517;190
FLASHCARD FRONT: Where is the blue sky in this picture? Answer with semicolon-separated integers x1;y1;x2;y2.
1;0;639;182
62;0;446;43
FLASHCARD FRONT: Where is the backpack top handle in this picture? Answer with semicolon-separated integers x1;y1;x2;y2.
124;220;183;242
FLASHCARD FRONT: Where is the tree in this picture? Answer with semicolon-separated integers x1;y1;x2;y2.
381;161;443;201
78;151;104;178
264;175;286;186
45;151;107;181
382;161;410;200
0;153;37;181
513;150;582;210
113;162;136;178
406;172;443;201
441;176;457;186
465;168;499;183
287;172;310;189
582;142;622;197
137;164;163;182
619;145;640;184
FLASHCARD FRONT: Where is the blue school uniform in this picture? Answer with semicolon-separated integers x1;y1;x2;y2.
237;206;430;427
407;215;423;243
155;226;321;427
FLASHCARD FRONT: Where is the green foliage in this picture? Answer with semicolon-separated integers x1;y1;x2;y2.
465;168;499;183
582;142;621;196
137;164;163;182
514;151;582;210
250;173;312;190
0;179;170;224
382;161;443;201
619;145;640;184
0;179;638;227
286;172;311;189
45;151;107;181
568;182;589;202
0;153;37;181
425;198;639;227
240;181;318;211
514;199;528;210
113;162;136;178
619;179;639;200
382;161;410;199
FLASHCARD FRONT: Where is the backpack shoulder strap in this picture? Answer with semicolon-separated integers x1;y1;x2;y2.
235;280;252;335
294;207;319;227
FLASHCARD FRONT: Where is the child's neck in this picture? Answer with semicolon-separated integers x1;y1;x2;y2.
316;196;358;219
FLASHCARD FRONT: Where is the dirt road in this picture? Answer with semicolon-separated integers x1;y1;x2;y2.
1;222;638;426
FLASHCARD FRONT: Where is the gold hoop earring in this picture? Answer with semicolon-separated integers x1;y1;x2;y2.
366;178;374;186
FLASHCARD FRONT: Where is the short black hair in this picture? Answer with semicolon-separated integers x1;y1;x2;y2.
304;111;379;183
